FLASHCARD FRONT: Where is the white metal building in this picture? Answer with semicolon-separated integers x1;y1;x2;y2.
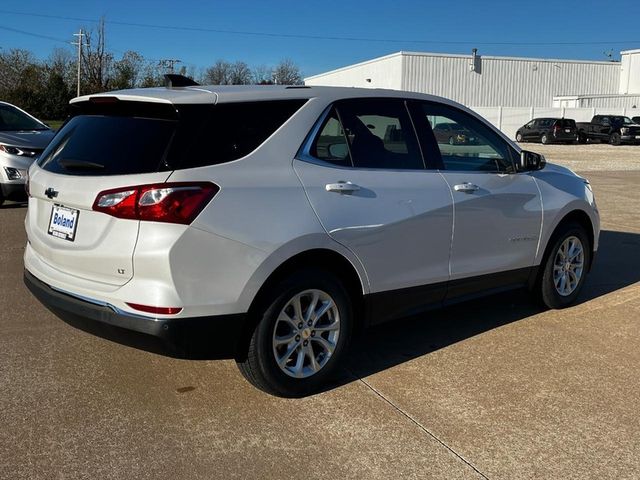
305;49;640;109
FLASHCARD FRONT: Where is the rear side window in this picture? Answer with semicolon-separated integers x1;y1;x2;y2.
170;100;307;170
39;99;306;175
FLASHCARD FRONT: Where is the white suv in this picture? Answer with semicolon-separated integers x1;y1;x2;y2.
24;81;599;397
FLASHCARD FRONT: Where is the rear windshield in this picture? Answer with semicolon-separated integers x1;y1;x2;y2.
38;99;307;175
556;119;576;128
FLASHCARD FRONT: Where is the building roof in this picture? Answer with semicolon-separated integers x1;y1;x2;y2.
304;50;620;81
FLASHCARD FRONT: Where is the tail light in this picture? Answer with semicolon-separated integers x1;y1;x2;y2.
125;302;182;315
93;182;218;224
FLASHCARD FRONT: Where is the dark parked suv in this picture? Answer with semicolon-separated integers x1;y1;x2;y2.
515;118;577;144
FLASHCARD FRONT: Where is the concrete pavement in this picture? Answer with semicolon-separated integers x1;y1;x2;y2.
1;170;638;479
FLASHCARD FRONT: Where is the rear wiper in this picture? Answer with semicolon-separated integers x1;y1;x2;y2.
58;158;105;170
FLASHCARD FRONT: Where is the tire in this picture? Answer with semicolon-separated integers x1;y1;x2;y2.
237;269;353;397
538;222;591;309
515;132;523;142
541;134;549;145
577;131;587;144
609;132;621;146
0;190;4;208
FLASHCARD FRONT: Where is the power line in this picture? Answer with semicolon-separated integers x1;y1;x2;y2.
0;24;70;45
1;9;639;46
0;23;195;68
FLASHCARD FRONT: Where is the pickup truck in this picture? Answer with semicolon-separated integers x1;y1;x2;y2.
576;115;640;145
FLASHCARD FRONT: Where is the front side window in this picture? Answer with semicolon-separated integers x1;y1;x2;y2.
417;103;514;173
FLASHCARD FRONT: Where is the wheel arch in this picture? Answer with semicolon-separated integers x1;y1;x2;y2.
235;246;367;360
539;209;596;275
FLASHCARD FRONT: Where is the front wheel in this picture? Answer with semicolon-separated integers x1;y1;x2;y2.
538;223;591;309
516;132;523;142
237;269;352;397
609;132;621;145
541;134;549;144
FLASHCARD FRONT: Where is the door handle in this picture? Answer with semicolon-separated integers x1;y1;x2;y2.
325;181;360;194
454;182;479;193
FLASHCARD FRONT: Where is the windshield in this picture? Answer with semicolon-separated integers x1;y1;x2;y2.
0;103;47;131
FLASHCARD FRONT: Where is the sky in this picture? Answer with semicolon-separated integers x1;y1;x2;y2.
1;1;640;78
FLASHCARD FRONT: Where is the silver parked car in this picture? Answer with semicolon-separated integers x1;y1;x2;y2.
24;81;600;397
0;102;55;205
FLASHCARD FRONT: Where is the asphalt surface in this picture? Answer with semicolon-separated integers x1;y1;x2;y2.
1;167;639;479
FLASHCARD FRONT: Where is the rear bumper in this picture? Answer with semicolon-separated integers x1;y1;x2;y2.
1;181;27;201
24;270;247;359
552;134;577;142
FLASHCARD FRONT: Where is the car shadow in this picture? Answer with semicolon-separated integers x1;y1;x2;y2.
325;229;640;391
0;201;27;209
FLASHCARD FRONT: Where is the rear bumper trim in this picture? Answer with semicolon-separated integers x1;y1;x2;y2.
24;270;247;359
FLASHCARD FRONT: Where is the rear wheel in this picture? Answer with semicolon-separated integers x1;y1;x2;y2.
577;131;587;144
237;269;352;397
538;223;591;309
609;132;621;145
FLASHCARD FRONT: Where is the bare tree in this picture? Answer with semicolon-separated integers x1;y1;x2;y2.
0;48;36;90
204;60;232;85
111;51;145;90
229;61;252;85
272;59;302;85
81;18;114;93
252;64;273;85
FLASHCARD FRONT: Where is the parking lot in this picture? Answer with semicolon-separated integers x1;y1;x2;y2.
1;143;639;480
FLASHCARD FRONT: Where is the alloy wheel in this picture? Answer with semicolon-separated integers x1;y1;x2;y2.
553;236;585;297
272;289;340;378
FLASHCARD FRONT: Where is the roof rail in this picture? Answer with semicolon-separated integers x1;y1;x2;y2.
164;74;200;88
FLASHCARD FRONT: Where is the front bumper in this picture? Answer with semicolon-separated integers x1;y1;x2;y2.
24;270;247;359
620;135;640;144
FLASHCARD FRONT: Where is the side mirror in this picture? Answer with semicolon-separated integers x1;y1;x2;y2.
519;150;546;171
328;143;349;160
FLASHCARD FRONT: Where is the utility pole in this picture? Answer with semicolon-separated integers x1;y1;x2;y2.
158;59;181;74
72;29;85;97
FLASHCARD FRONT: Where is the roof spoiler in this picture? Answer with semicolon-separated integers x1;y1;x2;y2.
164;74;200;88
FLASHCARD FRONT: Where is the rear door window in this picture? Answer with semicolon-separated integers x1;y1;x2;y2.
335;98;424;170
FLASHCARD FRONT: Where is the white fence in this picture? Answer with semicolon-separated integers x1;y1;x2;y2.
470;106;639;140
